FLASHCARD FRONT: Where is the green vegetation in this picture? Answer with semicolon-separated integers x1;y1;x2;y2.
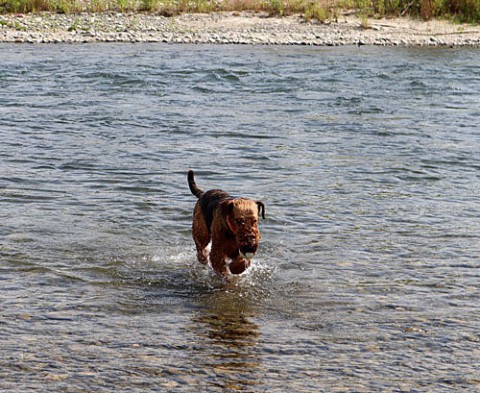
0;0;479;23
355;0;480;23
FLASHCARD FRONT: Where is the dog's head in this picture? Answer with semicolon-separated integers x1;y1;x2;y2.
222;198;266;260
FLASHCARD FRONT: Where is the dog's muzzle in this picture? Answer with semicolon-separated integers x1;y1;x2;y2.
239;237;258;260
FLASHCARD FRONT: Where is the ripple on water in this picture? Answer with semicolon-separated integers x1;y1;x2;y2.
1;44;480;392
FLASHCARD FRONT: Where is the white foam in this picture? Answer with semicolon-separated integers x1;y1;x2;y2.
147;244;276;291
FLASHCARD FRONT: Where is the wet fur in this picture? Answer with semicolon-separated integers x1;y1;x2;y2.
188;170;265;278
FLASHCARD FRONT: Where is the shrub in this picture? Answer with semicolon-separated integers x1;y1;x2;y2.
0;0;479;23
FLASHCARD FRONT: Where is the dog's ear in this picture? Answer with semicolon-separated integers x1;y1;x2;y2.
221;200;236;232
256;201;266;220
221;199;234;217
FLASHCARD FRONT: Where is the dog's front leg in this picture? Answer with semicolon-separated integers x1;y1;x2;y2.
229;255;250;275
210;245;230;279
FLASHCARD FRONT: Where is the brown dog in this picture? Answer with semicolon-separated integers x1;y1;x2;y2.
188;170;266;278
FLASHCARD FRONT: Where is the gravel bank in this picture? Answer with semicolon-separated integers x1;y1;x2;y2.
1;12;480;46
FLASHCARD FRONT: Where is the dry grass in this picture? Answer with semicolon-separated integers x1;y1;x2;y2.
1;0;479;22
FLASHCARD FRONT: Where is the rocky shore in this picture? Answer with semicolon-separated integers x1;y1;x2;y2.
1;11;480;46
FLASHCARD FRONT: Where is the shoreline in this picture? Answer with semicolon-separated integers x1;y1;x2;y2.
1;12;480;46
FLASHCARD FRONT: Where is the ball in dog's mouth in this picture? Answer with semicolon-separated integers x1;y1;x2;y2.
240;246;257;260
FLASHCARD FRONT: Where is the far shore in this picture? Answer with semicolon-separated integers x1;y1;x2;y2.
1;11;480;46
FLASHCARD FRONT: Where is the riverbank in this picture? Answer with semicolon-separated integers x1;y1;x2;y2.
1;11;480;45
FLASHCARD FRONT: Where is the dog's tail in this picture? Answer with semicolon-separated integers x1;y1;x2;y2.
188;170;204;198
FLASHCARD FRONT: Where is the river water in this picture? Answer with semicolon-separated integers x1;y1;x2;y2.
1;44;479;392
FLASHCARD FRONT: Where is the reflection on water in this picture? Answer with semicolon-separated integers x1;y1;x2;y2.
2;44;480;392
192;290;261;391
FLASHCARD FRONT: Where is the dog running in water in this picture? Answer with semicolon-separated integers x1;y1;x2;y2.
187;170;266;279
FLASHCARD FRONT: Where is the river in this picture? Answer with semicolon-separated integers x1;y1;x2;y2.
1;44;480;392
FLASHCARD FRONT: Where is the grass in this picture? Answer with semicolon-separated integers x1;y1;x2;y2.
0;0;479;23
360;0;480;22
